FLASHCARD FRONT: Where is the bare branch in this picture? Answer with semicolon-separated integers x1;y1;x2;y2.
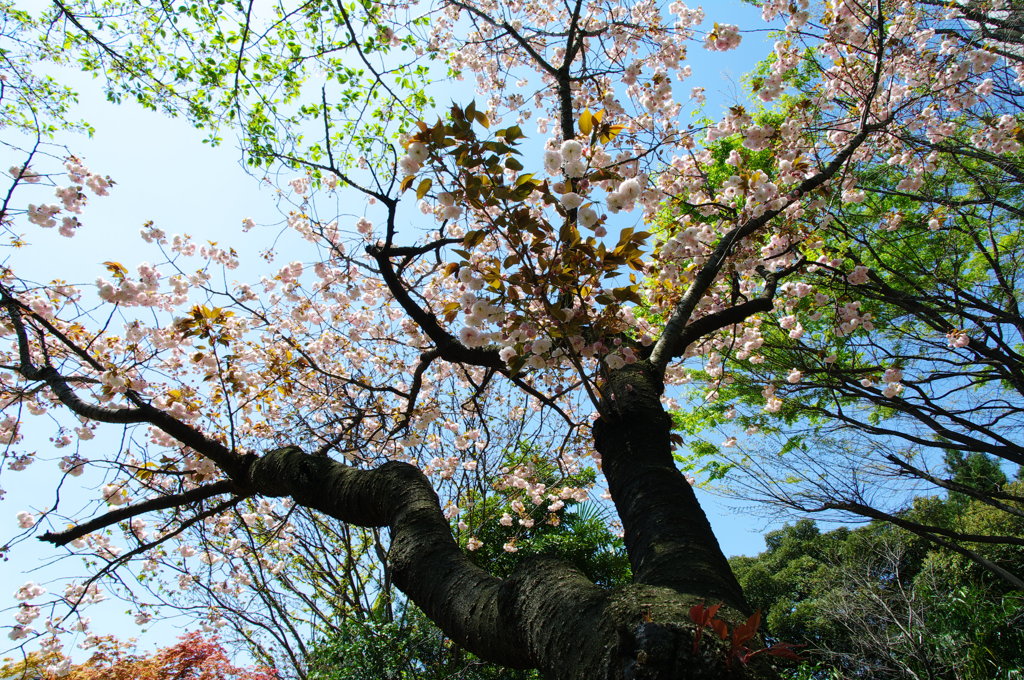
39;479;241;546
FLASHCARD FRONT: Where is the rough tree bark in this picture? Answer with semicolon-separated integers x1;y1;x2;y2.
241;361;773;680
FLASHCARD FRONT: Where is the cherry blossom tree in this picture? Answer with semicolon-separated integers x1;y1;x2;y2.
2;0;1020;678
672;0;1024;590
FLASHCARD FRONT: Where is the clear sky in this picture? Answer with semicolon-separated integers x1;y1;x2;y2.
0;0;823;663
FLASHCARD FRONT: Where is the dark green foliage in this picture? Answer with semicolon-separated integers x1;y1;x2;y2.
458;449;631;587
305;605;539;680
944;451;1009;510
462;498;631;587
730;477;1024;680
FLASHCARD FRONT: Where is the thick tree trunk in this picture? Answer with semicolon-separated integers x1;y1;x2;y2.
243;361;775;679
594;361;749;611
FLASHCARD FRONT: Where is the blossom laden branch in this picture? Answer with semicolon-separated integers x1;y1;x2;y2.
367;242;505;370
0;285;246;476
649;122;884;372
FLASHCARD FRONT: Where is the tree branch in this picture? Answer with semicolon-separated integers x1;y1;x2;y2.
0;287;247;476
367;244;504;370
39;479;241;546
649;122;883;372
821;500;1024;590
883;454;1024;518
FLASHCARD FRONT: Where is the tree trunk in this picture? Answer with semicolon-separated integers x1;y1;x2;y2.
243;361;776;679
594;362;749;611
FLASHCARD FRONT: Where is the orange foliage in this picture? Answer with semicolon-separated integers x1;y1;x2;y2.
2;633;277;680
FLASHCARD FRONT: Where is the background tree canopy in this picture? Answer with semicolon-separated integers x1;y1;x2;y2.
732;452;1024;679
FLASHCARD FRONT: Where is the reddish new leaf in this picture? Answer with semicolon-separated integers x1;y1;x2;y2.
731;610;761;648
764;642;805;661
